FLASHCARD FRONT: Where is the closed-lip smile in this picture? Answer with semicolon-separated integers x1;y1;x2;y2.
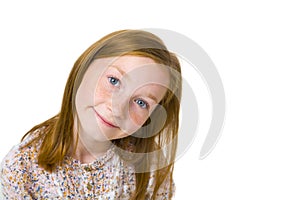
93;108;119;128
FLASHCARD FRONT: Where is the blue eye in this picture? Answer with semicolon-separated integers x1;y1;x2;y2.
134;99;148;109
108;77;120;86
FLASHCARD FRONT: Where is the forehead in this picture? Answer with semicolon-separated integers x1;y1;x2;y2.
110;55;157;72
90;55;170;86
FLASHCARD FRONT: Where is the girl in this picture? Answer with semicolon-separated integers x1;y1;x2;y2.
0;29;182;199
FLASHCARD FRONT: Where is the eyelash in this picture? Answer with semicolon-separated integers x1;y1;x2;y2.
108;76;120;87
134;98;149;109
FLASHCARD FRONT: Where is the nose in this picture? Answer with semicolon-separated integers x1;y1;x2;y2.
110;92;129;119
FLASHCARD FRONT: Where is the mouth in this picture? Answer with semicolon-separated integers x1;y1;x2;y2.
93;108;119;128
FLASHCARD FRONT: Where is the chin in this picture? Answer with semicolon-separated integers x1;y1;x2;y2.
107;133;131;140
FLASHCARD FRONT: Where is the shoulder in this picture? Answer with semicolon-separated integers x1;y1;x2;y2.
0;128;45;198
1;128;43;177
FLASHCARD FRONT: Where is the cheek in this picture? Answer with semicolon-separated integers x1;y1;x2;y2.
129;102;149;126
94;77;111;103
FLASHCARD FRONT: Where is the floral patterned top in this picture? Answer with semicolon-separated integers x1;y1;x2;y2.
0;128;174;199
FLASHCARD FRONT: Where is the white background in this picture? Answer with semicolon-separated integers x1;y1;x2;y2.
1;0;300;199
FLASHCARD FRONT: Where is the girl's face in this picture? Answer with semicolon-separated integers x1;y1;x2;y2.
75;55;170;142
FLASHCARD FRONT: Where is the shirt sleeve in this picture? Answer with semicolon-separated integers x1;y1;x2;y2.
0;146;33;199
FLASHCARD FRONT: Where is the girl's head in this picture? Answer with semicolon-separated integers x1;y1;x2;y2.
65;30;182;153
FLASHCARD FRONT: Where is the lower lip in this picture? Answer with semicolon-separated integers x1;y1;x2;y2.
94;109;118;128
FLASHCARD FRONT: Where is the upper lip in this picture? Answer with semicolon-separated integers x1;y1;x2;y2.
93;108;119;128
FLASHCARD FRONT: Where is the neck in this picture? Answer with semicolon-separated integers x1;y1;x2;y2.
71;125;112;164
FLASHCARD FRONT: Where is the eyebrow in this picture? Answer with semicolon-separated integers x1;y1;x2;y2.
147;93;158;103
109;65;126;76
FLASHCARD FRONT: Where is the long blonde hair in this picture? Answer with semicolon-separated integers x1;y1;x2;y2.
22;29;182;199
